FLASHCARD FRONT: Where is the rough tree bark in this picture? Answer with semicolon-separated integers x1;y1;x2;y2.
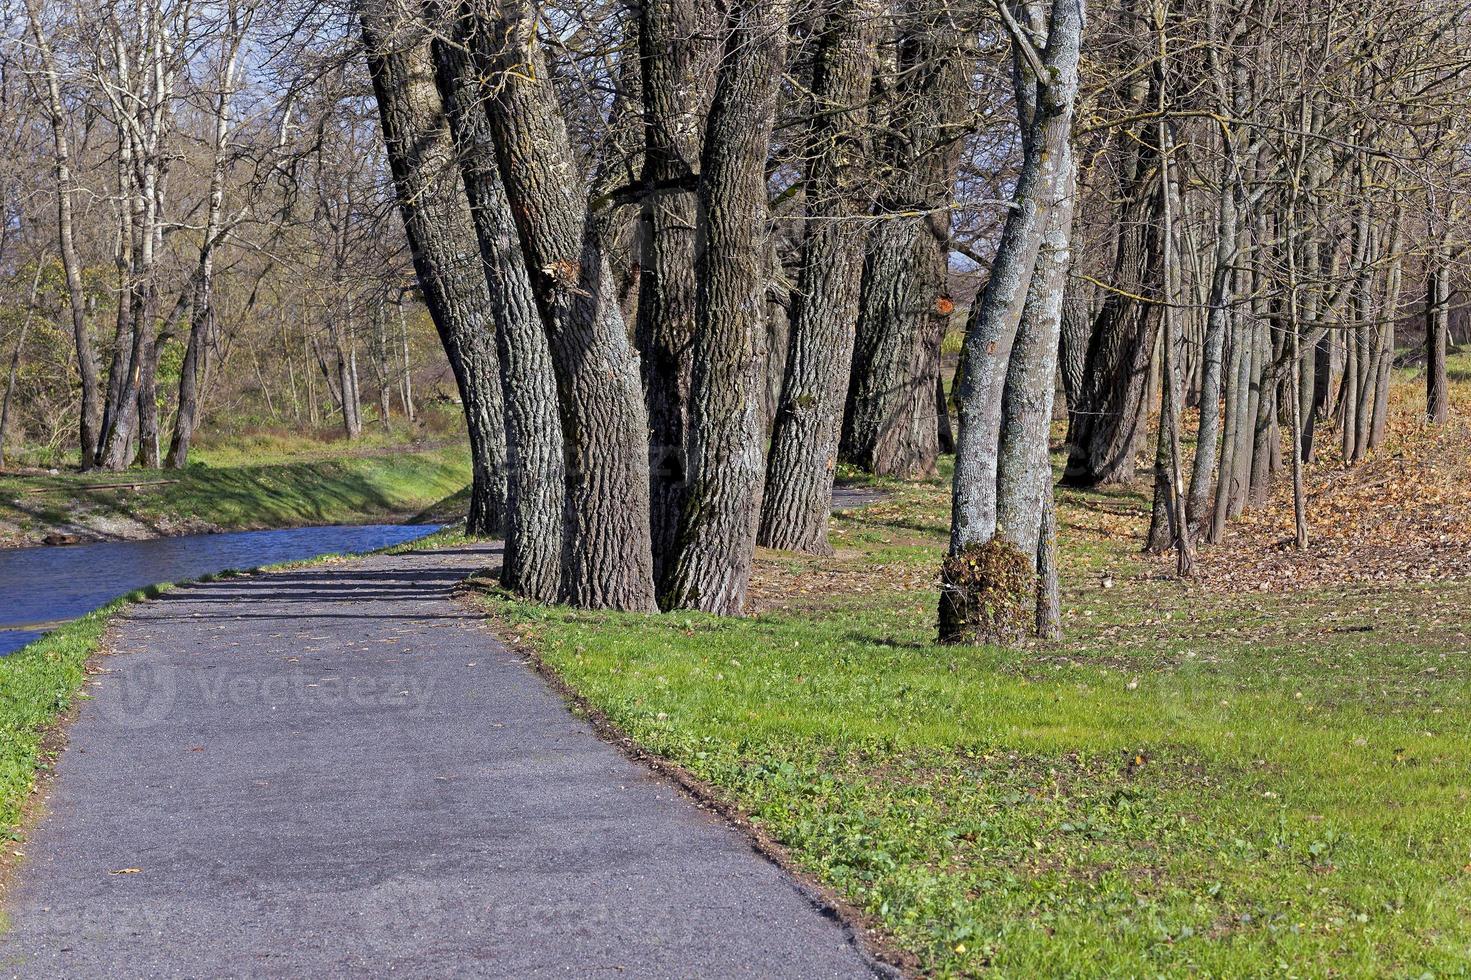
941;0;1084;644
758;0;878;555
475;0;658;611
430;4;564;602
664;0;790;613
359;2;509;535
634;0;714;590
841;1;968;478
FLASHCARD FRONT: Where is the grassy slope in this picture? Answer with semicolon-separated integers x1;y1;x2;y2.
484;368;1471;976
0;442;471;547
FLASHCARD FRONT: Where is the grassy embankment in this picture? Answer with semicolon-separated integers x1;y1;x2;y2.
480;355;1471;976
0;432;472;547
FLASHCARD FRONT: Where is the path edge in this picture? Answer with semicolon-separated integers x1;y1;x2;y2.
457;583;917;980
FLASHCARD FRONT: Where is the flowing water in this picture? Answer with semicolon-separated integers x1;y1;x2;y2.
0;524;440;656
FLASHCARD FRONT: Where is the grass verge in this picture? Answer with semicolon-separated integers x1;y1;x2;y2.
0;589;163;836
477;467;1471;976
0;444;471;547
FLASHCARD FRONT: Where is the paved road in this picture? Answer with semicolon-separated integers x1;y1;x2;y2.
1;543;884;978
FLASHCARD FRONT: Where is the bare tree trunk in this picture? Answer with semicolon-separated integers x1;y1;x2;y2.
634;0;715;588
1145;98;1192;575
431;6;564;602
1058;282;1090;424
993;149;1078;562
24;0;101;468
1427;263;1451;423
167;277;210;467
1035;479;1061;641
1209;269;1244;542
842;2;968;479
665;0;789;614
1185;161;1238;531
361;2;509;535
476;0;657;611
759;0;877;556
1367;225;1402;452
0;261;46;469
396;297;414;420
936;372;955;454
1062;64;1161;487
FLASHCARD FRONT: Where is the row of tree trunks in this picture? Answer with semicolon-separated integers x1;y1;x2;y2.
758;0;880;556
841;2;969;479
359;3;509;537
662;0;790;614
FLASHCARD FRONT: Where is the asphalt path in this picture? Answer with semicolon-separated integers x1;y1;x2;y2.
1;541;885;978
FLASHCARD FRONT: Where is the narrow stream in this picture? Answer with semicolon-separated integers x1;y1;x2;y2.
0;524;440;656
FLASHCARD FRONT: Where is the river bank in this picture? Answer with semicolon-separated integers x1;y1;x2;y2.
0;443;471;549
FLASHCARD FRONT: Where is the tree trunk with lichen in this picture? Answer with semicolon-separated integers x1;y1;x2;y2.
476;0;657;611
841;2;967;479
941;0;1083;644
759;0;877;556
664;0;788;614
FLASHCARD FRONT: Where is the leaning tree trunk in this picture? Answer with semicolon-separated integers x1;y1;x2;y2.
634;0;714;590
476;0;657;611
664;0;789;614
841;3;968;479
361;3;509;536
759;0;877;556
430;6;564;602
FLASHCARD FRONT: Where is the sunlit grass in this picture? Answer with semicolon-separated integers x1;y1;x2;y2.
485;471;1471;976
0;445;471;546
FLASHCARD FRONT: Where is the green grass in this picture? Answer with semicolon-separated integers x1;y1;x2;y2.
0;444;472;547
0;588;166;835
481;477;1471;977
